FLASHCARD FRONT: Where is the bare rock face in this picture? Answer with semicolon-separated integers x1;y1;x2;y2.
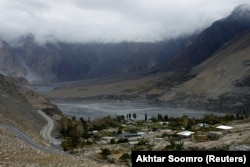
0;40;26;77
0;5;250;85
8;76;63;118
0;74;63;134
160;31;250;114
12;34;190;83
0;74;45;134
23;89;63;118
167;4;250;71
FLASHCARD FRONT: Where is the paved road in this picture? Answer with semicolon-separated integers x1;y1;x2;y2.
37;110;62;146
0;122;52;152
0;110;62;153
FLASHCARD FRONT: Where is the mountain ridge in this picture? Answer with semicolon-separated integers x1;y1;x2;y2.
0;5;249;83
160;30;250;113
166;4;250;71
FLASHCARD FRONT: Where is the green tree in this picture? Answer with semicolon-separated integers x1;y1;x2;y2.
137;138;149;146
158;114;163;121
129;113;131;119
117;115;125;122
119;153;130;161
132;113;137;120
110;139;116;144
181;115;189;129
165;140;184;151
100;148;111;159
117;127;123;135
164;115;168;121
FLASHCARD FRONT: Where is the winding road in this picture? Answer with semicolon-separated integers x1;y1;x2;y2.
0;122;52;152
37;110;61;146
0;110;62;152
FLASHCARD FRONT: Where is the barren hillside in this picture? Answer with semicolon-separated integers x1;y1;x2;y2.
181;31;250;98
161;31;250;113
0;74;46;136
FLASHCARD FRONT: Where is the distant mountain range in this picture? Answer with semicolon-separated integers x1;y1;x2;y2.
166;4;250;71
0;4;250;83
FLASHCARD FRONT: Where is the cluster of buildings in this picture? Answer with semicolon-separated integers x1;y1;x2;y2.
95;120;234;149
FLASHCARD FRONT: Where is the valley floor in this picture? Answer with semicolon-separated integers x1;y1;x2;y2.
0;125;126;167
1;71;250;166
1;118;250;167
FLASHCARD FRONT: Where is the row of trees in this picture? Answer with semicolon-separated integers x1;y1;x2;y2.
126;113;137;119
59;111;247;151
125;113;169;121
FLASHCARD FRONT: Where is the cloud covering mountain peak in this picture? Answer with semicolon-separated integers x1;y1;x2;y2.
0;0;249;43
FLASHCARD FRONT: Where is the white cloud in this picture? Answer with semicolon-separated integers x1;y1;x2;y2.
0;0;249;43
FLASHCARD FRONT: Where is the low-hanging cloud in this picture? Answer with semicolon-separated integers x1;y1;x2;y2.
0;0;249;43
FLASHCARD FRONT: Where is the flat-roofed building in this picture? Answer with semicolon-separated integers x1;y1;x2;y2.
177;130;195;137
216;125;233;130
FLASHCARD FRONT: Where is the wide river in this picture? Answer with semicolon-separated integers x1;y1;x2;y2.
54;101;225;120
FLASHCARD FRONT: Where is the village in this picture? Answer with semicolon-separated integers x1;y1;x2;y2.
58;112;250;165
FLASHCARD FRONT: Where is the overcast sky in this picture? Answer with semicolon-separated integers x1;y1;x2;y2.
0;0;249;43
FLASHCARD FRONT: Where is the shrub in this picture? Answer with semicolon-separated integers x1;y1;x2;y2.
119;153;130;161
61;140;73;151
165;140;184;151
117;138;128;143
100;148;111;159
110;139;116;144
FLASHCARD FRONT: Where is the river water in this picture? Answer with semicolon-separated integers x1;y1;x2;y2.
54;101;225;120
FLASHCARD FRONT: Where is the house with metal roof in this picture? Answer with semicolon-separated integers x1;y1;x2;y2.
118;132;145;139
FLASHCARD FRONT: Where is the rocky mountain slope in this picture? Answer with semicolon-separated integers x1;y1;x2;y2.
0;125;119;167
167;4;250;71
0;62;118;167
10;35;192;83
0;33;194;83
161;30;250;113
0;74;45;135
0;40;26;78
45;29;250;115
1;5;249;84
0;74;63;139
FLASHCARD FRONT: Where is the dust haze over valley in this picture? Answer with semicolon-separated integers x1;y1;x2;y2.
1;1;250;166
